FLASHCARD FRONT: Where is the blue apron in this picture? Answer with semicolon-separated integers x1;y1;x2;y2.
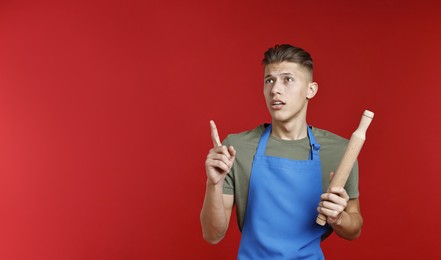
238;125;328;259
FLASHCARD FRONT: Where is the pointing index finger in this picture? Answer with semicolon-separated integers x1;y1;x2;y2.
210;120;222;147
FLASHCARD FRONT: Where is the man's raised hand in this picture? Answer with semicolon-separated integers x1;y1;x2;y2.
205;120;236;185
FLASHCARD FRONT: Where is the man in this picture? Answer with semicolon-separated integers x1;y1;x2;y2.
200;44;363;259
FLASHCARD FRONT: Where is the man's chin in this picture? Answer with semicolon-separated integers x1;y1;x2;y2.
270;114;289;123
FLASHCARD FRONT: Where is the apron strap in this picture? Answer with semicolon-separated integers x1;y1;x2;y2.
255;124;272;156
307;126;321;161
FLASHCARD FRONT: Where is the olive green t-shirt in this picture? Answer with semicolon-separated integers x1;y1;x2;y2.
223;124;359;231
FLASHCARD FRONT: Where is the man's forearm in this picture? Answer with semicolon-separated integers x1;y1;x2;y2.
200;181;229;244
331;211;363;240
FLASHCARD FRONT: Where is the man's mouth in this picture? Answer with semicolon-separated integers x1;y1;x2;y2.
271;100;285;109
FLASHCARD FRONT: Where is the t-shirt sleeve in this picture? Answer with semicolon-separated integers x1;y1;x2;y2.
222;136;235;195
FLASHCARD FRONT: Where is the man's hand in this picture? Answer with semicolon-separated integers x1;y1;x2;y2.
317;173;363;240
205;120;236;186
318;186;350;225
317;172;350;225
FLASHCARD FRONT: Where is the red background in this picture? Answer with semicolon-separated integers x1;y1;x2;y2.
1;0;440;259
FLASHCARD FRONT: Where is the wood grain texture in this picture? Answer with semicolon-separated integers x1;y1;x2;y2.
316;110;374;226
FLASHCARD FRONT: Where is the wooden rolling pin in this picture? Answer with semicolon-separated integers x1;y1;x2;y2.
316;110;374;226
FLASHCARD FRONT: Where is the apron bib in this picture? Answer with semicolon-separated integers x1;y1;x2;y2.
238;125;328;259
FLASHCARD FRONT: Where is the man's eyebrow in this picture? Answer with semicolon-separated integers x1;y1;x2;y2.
265;72;293;78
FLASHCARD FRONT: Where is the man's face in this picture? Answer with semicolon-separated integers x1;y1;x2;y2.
263;61;316;124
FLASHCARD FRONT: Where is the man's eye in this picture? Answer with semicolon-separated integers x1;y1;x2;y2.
285;77;294;82
265;79;274;84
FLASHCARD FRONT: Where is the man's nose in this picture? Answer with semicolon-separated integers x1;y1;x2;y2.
271;81;282;95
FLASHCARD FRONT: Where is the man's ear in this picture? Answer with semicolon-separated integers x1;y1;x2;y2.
306;82;318;99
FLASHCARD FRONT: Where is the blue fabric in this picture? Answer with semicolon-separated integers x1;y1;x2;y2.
238;125;327;260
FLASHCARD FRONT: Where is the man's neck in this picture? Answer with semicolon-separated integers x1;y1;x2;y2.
271;119;308;140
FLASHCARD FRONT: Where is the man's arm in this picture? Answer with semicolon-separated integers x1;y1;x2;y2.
331;197;363;240
200;121;236;244
318;187;363;240
200;192;234;244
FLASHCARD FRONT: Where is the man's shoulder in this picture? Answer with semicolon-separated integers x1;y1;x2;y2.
311;126;349;149
223;124;268;146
